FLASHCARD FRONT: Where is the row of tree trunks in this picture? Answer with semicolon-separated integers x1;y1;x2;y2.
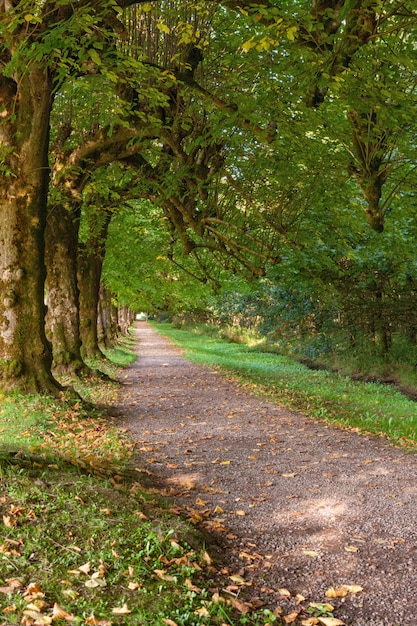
45;200;135;379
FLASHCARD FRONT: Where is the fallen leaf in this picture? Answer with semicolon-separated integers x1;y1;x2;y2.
134;510;148;520
51;603;75;621
229;574;251;585
112;603;131;614
302;550;319;557
302;619;319;626
2;605;17;613
128;581;142;590
278;588;291;597
232;599;252;613
325;585;363;598
154;569;176;582
317;618;346;626
162;620;178;626
344;545;359;553
194;607;210;617
78;562;91;575
85;578;107;588
282;473;297;478
202;551;212;565
284;610;301;623
185;578;201;593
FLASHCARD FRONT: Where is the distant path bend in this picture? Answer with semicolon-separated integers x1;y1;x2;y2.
116;322;417;626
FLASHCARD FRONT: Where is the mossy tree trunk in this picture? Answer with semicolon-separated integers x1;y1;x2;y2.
45;202;86;377
78;209;112;360
0;67;60;393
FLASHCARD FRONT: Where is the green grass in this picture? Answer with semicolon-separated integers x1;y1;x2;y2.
152;322;417;448
0;341;279;626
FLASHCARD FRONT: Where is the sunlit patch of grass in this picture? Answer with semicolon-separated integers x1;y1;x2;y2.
152;323;417;449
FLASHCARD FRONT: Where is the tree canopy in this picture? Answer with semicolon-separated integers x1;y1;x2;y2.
1;0;417;391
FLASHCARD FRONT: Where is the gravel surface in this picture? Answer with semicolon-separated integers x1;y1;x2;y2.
115;323;417;626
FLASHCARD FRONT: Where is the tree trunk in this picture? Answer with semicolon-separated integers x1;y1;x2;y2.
98;285;119;348
78;209;113;360
45;202;86;377
0;67;60;393
78;246;103;361
118;305;134;335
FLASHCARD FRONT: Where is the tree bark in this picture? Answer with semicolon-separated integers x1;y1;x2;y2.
45;202;86;377
0;67;60;393
78;210;113;360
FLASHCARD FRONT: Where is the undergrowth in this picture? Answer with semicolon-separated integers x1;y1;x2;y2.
152;323;417;449
0;336;279;626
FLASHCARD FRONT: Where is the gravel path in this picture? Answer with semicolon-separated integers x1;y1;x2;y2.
115;323;417;626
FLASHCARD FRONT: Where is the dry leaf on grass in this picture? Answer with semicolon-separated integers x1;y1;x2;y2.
112;603;131;614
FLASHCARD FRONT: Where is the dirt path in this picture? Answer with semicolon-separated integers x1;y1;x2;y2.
115;323;417;626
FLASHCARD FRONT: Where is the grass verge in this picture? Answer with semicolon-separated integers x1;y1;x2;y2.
151;323;417;449
0;340;279;626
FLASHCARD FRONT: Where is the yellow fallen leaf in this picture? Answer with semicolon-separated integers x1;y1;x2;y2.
213;505;224;514
23;610;52;624
128;581;142;590
325;584;363;598
24;582;44;598
317;618;346;626
112;603;131;614
162;619;178;626
235;510;246;516
6;578;23;590
154;569;176;582
85;578;107;588
137;511;149;520
78;562;91;575
229;574;251;585
51;603;75;621
194;607;210;617
185;578;201;593
25;601;49;611
302;550;319;557
302;619;319;626
278;588;291;597
284;610;301;623
344;545;359;553
232;599;252;613
196;498;207;506
282;473;297;478
2;605;17;613
220;460;231;465
202;551;212;565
